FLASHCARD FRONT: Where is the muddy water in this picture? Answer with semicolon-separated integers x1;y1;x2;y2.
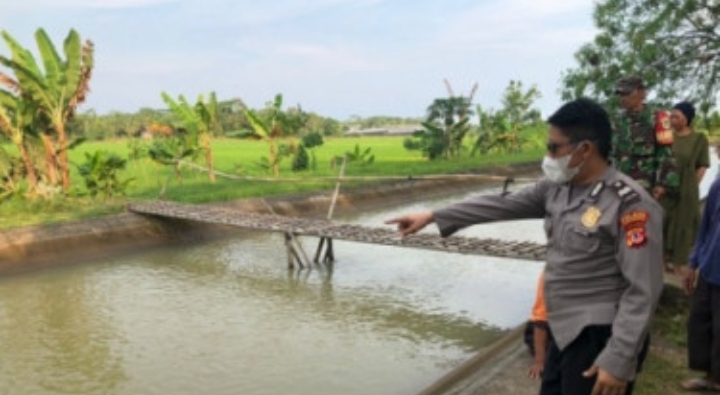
0;186;546;395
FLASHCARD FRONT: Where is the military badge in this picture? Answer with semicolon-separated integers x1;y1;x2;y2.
581;206;601;228
620;210;650;248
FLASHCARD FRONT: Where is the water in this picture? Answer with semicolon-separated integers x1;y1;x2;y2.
0;188;545;395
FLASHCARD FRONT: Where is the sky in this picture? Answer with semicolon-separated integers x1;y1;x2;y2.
0;0;597;120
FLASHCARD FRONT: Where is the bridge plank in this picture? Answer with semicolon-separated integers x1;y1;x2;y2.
127;201;547;261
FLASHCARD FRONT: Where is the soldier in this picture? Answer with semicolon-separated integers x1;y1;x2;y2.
386;98;664;395
610;76;679;199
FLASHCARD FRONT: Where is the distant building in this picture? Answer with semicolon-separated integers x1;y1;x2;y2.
219;98;245;114
386;126;422;135
344;125;421;136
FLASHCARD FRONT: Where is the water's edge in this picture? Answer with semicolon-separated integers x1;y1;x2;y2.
0;162;541;275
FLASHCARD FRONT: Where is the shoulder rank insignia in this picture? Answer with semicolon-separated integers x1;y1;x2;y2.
620;210;649;248
581;206;602;228
587;181;605;202
611;180;641;206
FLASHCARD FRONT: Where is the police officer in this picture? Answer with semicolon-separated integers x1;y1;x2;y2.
611;76;679;199
386;98;664;395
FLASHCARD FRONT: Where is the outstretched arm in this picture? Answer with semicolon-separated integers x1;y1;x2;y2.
432;180;550;237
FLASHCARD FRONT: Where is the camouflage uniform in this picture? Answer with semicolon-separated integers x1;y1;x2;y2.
611;106;680;194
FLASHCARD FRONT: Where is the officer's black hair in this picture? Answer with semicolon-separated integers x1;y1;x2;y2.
547;97;612;159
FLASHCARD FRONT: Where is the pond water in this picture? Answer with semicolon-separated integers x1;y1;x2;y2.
0;187;545;395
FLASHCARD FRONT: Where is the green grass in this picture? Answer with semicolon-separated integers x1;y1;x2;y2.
634;352;690;395
652;286;693;347
1;136;544;229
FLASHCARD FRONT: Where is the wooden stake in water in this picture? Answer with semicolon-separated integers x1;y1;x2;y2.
264;197;309;270
315;154;347;263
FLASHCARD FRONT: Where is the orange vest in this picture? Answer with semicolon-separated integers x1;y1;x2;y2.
530;271;547;322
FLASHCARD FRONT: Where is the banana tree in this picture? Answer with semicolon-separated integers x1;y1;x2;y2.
0;90;38;192
161;92;218;182
0;28;94;192
0;145;23;200
422;96;473;159
147;128;201;198
242;94;284;177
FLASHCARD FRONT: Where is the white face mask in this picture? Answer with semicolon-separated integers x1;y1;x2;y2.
542;150;580;183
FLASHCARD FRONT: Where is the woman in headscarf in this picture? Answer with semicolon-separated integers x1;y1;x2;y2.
661;101;710;273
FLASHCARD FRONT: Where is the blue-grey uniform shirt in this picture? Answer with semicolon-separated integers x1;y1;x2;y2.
690;178;720;285
432;166;664;381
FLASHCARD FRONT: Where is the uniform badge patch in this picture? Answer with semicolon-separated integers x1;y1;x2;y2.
581;206;602;228
620;210;650;248
655;111;674;146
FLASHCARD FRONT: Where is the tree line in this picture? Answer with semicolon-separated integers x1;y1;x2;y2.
67;101;347;142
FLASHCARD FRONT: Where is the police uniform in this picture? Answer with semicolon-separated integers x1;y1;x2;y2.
432;167;664;395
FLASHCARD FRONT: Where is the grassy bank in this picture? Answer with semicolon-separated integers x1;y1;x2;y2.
1;137;544;229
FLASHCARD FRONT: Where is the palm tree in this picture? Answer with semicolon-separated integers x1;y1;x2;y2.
161;92;219;182
0;28;94;192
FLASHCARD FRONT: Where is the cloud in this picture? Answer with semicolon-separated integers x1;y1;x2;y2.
436;0;595;55
100;52;219;75
3;0;179;10
232;38;390;73
168;0;388;27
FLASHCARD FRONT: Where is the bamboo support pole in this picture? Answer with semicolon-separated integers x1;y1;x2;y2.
315;155;347;264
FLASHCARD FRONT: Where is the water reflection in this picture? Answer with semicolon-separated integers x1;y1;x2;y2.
149;236;505;352
0;269;126;395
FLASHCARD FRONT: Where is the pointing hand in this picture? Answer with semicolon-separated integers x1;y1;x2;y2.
385;211;434;237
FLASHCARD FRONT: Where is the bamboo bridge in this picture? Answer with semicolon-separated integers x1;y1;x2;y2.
128;201;546;263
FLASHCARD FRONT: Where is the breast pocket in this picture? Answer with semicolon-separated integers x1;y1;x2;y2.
630;134;655;157
563;226;601;254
